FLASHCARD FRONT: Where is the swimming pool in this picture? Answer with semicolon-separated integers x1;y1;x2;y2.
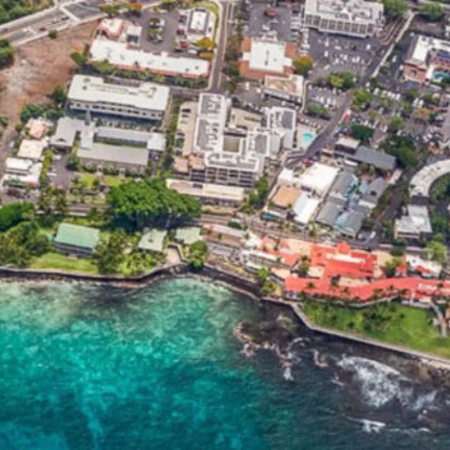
302;131;316;148
433;71;450;82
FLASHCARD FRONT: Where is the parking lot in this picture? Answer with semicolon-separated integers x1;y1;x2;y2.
307;30;382;78
121;9;180;54
307;85;345;110
243;2;300;42
65;0;105;21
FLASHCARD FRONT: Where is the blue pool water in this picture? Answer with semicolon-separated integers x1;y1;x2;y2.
433;71;450;82
1;278;450;449
302;131;316;148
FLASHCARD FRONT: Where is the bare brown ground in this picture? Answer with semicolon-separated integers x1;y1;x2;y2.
0;22;97;126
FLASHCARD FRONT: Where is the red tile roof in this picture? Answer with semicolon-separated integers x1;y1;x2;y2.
284;277;450;302
309;242;377;279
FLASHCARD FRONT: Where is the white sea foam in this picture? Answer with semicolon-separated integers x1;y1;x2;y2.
358;418;386;434
337;356;404;408
313;349;329;368
283;366;294;381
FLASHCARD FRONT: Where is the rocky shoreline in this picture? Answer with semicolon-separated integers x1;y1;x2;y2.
3;263;450;386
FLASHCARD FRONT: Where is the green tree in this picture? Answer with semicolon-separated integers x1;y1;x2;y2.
197;37;215;51
0;221;49;268
48;86;67;107
380;135;417;169
107;179;201;231
352;88;372;111
382;0;408;20
327;72;355;90
350;124;374;143
426;240;447;264
187;240;208;271
248;176;269;209
0;39;14;68
48;29;57;39
388;116;404;134
99;3;120;16
95;231;127;274
420;3;444;22
0;202;34;231
293;55;314;76
20;103;45;122
306;102;330;119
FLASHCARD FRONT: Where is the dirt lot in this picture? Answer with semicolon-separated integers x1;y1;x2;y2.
0;22;97;126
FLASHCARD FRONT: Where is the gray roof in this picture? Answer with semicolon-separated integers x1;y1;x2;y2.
360;177;388;205
316;200;342;227
334;211;366;237
51;117;84;148
96;127;153;145
350;146;396;171
78;143;149;167
329;170;357;199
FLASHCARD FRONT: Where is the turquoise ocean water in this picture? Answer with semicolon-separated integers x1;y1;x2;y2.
0;278;450;449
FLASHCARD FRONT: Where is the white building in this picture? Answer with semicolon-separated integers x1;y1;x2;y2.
185;94;298;188
298;162;339;197
68;75;169;122
193;94;228;154
3;158;42;187
89;39;210;80
264;74;304;105
395;205;433;240
184;7;216;43
303;0;384;38
264;106;297;150
292;194;320;227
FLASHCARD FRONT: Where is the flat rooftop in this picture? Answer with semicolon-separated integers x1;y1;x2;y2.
68;75;169;112
89;39;210;78
245;39;289;74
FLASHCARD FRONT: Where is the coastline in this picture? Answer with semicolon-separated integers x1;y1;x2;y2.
2;263;450;373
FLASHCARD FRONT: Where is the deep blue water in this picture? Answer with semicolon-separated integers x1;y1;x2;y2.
0;278;450;449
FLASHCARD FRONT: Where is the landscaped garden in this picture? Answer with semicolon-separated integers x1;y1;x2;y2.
304;300;450;359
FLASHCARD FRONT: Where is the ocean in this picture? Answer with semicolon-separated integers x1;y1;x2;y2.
0;278;449;449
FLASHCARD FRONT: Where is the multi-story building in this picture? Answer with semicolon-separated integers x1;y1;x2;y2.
302;0;384;38
68;75;169;122
89;19;211;80
239;37;297;80
264;74;304;105
185;94;297;188
183;7;216;43
404;35;450;84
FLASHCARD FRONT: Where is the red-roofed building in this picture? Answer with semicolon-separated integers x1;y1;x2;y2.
309;242;378;280
284;277;450;302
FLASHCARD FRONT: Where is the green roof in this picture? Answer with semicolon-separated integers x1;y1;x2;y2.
138;229;167;253
175;227;202;245
54;223;100;250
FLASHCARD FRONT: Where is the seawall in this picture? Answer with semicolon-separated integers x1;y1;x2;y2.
2;263;450;369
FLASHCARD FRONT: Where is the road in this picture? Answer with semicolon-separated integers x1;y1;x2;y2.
0;0;106;46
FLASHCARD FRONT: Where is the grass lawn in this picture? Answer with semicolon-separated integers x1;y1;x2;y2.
304;301;450;359
30;252;98;274
80;173;123;188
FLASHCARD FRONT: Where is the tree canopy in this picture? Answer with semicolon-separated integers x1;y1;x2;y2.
0;39;14;69
350;124;374;144
187;240;208;271
420;3;444;22
382;0;408;20
0;221;49;267
107;179;201;231
352;88;372;111
0;202;34;232
380;135;417;169
293;55;314;76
